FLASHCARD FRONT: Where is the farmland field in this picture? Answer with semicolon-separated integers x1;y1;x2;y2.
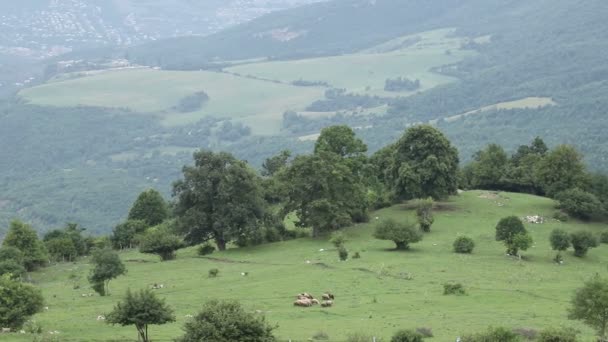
19;68;325;135
226;29;477;97
5;191;606;341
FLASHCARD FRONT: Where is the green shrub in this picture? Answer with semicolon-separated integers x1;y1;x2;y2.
570;231;598;257
462;326;521;342
208;268;219;278
352;251;361;259
453;236;475;254
553;211;569;222
600;231;608;244
330;231;347;248
556;188;603;220
338;246;349;261
374;219;423;250
197;244;215;256
391;329;424;342
537;327;578;342
443;283;466;296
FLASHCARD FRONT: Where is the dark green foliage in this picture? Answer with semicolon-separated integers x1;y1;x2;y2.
106;289;175;342
352;251;361;259
462;326;521;342
511;233;533;258
384;77;420;92
2;220;48;271
128;189;169;227
556;188;604;220
261;150;291;177
314;125;367;158
0;260;26;279
197;244;215;256
470;144;509;190
570;231;598;257
338;246;348;261
88;248;126;296
0;246;24;265
208;268;219;278
111;220;148;250
536;145;587;197
176;299;276;342
173;150;265;250
600;232;608;244
549;229;571;262
281;151;368;237
414;198;434;233
538;327;578;342
391;329;424;342
415;328;433;338
138;223;184;261
443;283;466;296
45;237;77;262
0;275;44;330
374;219;422;250
43;223;89;258
453;236;475;254
495;216;527;255
569;275;608;339
389;125;459;200
174;91;209;113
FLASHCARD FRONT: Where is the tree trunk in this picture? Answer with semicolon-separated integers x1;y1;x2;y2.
215;237;227;251
395;241;408;250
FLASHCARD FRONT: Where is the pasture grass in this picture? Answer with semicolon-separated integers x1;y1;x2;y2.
226;28;476;98
5;191;608;341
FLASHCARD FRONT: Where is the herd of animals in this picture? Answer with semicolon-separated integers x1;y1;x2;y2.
293;292;335;307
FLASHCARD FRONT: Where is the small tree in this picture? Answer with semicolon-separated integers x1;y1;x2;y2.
330;231;347;248
111;219;148;249
176;299;276;342
549;229;571;262
106;289;175;342
391;329;424;342
414;198;435;232
570;231;598;257
338;246;349;261
453;236;475;254
88;248;126;296
0;246;26;278
139;224;184;261
0;274;44;330
374;219;422;250
495;216;527;255
511;233;533;259
569;275;608;339
128;189;169;227
2;220;48;271
45;237;78;262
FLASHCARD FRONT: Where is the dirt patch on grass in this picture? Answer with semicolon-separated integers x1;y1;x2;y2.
478;191;500;200
313;262;333;269
400;201;458;211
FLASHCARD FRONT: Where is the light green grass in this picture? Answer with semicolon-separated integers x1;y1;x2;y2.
5;191;608;341
19;68;324;135
227;28;476;98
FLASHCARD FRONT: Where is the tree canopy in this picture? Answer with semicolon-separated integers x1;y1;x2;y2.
569;275;608;339
0;274;44;330
173;150;265;250
2;220;48;271
128;189;169;227
107;288;175;342
88;248;126;296
389;125;459;200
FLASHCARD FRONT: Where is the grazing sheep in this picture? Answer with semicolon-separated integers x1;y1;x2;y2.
296;293;313;300
185;314;193;318
311;299;320;305
322;293;335;300
97;315;105;321
1;328;11;333
293;299;313;307
321;300;333;307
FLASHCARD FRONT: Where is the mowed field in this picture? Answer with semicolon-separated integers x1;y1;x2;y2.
5;191;608;341
19;69;325;135
226;29;477;97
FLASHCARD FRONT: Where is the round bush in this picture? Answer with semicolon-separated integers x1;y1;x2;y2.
391;329;424;342
197;244;215;256
453;236;475;254
538;327;578;342
600;231;608;244
338;246;349;261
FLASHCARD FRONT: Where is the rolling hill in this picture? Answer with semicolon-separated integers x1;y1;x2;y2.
3;192;607;341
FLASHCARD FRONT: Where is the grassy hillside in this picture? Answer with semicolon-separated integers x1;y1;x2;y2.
5;191;608;341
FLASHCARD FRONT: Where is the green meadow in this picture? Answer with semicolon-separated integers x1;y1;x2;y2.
5;191;607;341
